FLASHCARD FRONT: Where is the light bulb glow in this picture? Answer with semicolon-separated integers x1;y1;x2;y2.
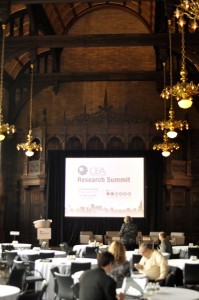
162;151;171;157
25;150;34;157
178;98;193;109
167;130;178;139
0;133;5;141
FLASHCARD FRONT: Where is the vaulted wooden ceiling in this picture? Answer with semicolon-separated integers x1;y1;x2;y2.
0;0;199;122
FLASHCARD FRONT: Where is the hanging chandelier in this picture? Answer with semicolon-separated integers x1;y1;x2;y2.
175;0;199;31
17;64;42;157
171;20;199;109
153;130;180;157
0;24;16;141
156;20;189;139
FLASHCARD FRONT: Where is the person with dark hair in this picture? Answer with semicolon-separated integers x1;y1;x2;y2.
119;216;137;250
158;231;173;255
134;242;168;286
79;251;124;300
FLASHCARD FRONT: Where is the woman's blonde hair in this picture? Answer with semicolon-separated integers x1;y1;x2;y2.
108;240;126;265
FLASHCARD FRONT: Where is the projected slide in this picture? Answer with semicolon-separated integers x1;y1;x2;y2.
65;157;145;217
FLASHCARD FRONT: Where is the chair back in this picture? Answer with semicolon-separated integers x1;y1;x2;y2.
188;247;199;259
39;279;48;299
54;272;74;300
40;251;55;259
184;263;199;285
17;279;48;300
168;266;183;286
72;282;80;299
84;246;99;258
71;262;91;275
27;254;40;262
50;266;59;295
7;267;26;291
5;250;18;268
132;253;142;271
165;272;175;287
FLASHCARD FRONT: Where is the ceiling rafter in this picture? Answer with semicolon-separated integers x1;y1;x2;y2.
3;33;199;50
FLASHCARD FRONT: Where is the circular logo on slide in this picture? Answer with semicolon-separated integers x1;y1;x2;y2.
78;165;88;175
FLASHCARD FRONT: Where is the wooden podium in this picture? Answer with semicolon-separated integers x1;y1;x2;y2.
33;219;52;247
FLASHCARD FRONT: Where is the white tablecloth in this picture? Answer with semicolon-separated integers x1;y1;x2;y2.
144;287;199;300
168;258;199;270
126;251;170;263
0;285;20;300
19;249;66;258
0;243;32;250
73;244;108;257
117;286;199;300
172;245;188;254
35;257;98;300
0;249;66;260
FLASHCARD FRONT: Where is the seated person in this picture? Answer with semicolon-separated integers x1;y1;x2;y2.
79;251;124;300
108;240;131;287
158;231;173;255
134;242;168;286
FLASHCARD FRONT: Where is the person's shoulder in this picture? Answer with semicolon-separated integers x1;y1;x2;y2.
81;268;97;279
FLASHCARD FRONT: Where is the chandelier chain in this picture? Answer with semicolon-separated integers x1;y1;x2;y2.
0;24;5;124
29;64;33;132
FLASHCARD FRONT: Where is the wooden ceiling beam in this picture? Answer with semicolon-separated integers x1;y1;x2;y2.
17;71;161;84
3;0;167;3
4;33;199;49
15;70;199;85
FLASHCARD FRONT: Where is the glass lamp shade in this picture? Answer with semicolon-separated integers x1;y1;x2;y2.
178;98;193;109
167;130;178;139
162;151;171;157
0;133;5;141
25;150;34;157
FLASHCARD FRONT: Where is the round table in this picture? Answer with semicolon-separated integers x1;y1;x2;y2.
18;249;66;258
172;245;188;254
0;243;32;250
35;257;98;300
144;286;199;300
73;244;108;257
117;286;199;300
126;251;170;262
0;285;20;300
0;249;66;260
168;258;199;270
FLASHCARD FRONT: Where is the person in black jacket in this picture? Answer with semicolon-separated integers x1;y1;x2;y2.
79;251;124;300
120;216;137;250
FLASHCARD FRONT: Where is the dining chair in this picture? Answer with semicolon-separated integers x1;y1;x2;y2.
168;266;183;287
27;254;40;263
60;242;77;256
17;279;48;300
70;262;91;275
132;253;142;272
13;259;44;290
5;250;18;272
7;266;26;291
187;247;199;259
84;246;99;259
39;251;55;259
50;266;59;300
184;263;199;289
54;272;74;300
71;282;80;300
164;271;175;287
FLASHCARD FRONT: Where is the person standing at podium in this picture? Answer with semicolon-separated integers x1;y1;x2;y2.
119;216;137;250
